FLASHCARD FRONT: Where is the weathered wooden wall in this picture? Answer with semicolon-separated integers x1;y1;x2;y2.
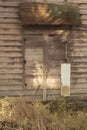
0;0;87;100
68;0;87;98
0;0;23;97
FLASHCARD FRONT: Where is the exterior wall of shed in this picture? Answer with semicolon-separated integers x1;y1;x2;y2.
0;0;87;100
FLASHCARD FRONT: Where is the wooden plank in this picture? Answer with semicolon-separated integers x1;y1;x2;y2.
0;74;22;79
0;1;20;7
49;54;65;60
26;60;61;69
0;46;22;51
0;68;22;74
0;18;21;23
25;69;61;76
0;63;22;68
82;20;87;25
46;0;65;2
46;77;61;85
70;94;87;97
25;36;44;42
71;30;87;34
72;68;87;72
0;90;43;97
69;44;87;47
71;33;87;37
68;0;87;3
25;54;43;61
0;79;22;85
80;9;87;15
47;68;60;75
25;49;43;55
48;49;65;56
69;38;87;43
0;7;19;13
79;4;87;9
71;84;87;89
25;69;43;75
71;73;87;78
70;47;87;52
47;89;60;95
81;15;87;20
25;42;43;48
0;85;22;90
0;52;22;57
25;81;42;89
72;63;87;67
0;23;21;29
0;57;23;63
71;77;87;83
70;52;87;56
71;57;87;62
0;29;21;35
72;26;87;31
0;41;22;46
25;61;43;68
71;88;87;94
0;35;22;40
0;12;19;18
25;76;60;89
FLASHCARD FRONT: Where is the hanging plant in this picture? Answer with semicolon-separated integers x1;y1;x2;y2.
19;2;81;25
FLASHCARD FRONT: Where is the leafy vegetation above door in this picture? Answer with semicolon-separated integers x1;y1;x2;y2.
19;2;81;25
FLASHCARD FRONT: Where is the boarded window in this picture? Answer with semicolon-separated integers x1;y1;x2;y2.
23;26;66;100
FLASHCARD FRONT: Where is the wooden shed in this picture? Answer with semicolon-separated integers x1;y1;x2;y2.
0;0;87;100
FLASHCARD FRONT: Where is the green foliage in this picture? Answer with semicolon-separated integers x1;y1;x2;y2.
0;97;87;130
48;3;81;24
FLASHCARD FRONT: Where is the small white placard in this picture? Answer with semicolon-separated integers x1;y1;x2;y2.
61;63;71;96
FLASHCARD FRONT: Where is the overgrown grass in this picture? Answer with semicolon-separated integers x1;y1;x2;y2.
0;97;87;130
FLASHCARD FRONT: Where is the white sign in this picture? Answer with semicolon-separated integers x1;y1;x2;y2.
61;63;71;96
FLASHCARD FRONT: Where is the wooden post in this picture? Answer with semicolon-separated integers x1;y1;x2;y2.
43;34;49;101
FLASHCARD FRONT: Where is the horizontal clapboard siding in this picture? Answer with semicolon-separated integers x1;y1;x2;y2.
0;0;23;92
69;1;87;97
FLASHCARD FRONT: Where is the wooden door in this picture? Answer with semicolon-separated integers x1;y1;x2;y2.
24;27;65;100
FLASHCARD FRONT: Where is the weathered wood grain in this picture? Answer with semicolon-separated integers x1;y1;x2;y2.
0;90;43;97
0;7;19;13
0;1;20;7
0;79;22;85
0;57;23;63
0;74;22;79
0;85;22;90
79;4;87;9
0;41;22;46
0;35;22;40
0;18;21;23
0;47;22;51
0;13;19;18
71;84;87;89
81;15;87;20
0;23;21;29
0;29;21;35
80;10;87;15
68;0;87;3
0;52;22;57
71;88;87;94
0;68;22;74
0;63;22;68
